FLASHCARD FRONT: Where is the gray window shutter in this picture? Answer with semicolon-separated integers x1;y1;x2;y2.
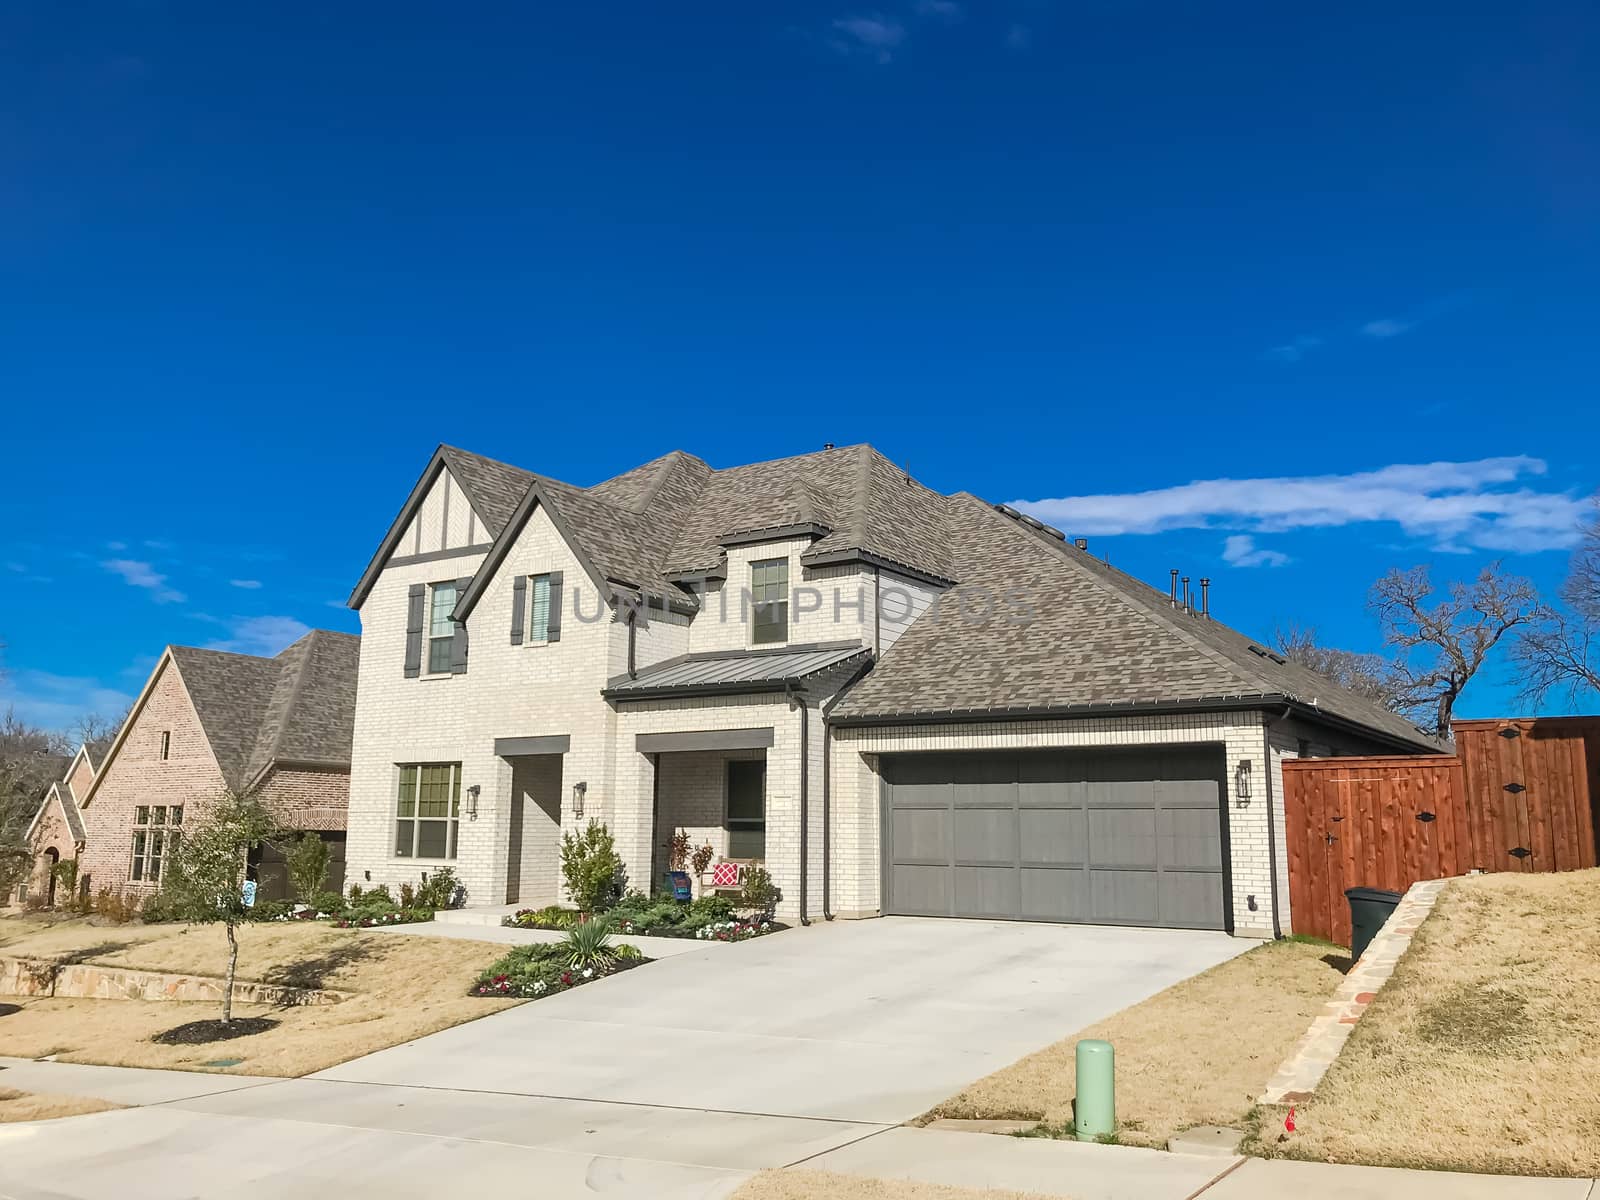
510;576;526;646
404;584;425;678
547;571;564;642
451;577;471;674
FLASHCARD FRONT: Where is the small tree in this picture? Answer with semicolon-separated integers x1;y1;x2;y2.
1273;624;1412;711
559;819;626;913
1515;504;1600;707
158;789;278;1025
284;832;332;903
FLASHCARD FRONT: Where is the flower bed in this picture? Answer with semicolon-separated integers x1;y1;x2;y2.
504;894;782;941
469;941;647;999
332;909;434;929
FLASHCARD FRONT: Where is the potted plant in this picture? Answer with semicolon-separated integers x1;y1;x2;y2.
665;829;693;901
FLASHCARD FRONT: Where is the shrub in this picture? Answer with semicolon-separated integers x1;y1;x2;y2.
95;886;141;923
348;883;364;904
506;904;577;930
284;833;332;902
248;899;293;922
311;890;346;917
560;916;620;971
416;866;460;910
398;881;416;909
333;908;433;929
560;820;626;913
667;828;691;872
469;938;645;999
739;866;779;916
363;884;395;906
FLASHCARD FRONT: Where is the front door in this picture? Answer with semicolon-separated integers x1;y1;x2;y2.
726;760;767;859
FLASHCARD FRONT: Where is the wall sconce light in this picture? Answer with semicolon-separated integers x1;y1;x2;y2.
1234;759;1252;803
466;784;481;820
572;781;587;819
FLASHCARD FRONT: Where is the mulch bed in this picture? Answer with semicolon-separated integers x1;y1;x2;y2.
151;1017;280;1045
0;1004;19;1018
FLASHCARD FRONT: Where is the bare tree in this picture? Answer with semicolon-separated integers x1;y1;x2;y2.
1513;507;1600;707
1369;563;1541;735
74;707;129;756
1273;624;1413;711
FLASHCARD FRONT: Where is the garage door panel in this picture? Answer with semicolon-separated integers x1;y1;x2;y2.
891;807;950;863
1087;807;1158;869
884;748;1227;931
1019;808;1086;865
1090;868;1160;924
1157;806;1223;870
955;866;1019;918
1021;866;1087;920
954;808;1017;864
891;865;951;915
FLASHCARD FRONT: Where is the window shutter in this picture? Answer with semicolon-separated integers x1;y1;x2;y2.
451;577;471;674
510;576;526;646
404;584;425;678
547;571;564;642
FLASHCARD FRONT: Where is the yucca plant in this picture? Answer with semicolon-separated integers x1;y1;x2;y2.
560;915;619;971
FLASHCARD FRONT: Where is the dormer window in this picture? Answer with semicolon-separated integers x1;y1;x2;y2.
427;581;458;674
751;558;789;645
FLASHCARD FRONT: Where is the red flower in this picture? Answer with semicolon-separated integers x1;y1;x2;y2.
560;971;573;985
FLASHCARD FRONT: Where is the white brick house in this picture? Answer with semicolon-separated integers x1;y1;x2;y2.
345;444;1441;936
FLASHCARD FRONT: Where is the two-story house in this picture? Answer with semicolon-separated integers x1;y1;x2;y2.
346;443;1440;937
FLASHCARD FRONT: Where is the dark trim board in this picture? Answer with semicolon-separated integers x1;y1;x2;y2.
636;727;775;753
387;544;495;568
494;734;572;757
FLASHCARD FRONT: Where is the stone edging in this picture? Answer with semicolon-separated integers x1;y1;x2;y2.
1258;877;1446;1105
0;955;351;1007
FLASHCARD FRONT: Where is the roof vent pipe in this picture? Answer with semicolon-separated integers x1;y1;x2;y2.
1182;576;1192;614
1169;569;1180;607
823;442;835;450
1200;578;1211;618
1074;538;1088;551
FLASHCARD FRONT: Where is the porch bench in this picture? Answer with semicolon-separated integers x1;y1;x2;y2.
698;859;758;896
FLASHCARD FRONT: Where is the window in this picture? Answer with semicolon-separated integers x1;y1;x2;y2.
751;558;789;645
159;731;170;761
394;763;461;859
527;573;553;642
726;760;766;859
129;804;183;882
427;581;458;674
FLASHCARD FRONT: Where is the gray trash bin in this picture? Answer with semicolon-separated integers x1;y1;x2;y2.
1346;886;1403;963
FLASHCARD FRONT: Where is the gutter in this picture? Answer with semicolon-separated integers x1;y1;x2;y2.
820;656;874;922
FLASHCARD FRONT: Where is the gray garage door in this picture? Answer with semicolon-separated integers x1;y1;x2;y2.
881;747;1229;930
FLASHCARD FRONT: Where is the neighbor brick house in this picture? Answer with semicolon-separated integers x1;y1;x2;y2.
73;629;360;903
14;745;97;907
345;444;1439;936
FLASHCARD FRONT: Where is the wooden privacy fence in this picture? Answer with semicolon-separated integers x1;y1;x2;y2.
1284;717;1600;946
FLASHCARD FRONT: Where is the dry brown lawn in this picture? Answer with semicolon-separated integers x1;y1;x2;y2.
1250;869;1600;1177
0;1086;123;1123
0;913;519;1076
927;938;1346;1147
731;1171;1055;1200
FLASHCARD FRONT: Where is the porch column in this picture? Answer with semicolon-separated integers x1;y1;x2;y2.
612;749;658;898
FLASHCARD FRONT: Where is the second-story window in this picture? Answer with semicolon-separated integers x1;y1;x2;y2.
751;558;789;645
159;731;170;761
527;573;553;642
427;581;458;674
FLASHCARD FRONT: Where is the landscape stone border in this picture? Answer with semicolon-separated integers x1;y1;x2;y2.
1258;878;1446;1105
0;955;350;1007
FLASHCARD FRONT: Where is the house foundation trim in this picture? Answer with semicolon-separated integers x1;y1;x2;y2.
493;734;572;756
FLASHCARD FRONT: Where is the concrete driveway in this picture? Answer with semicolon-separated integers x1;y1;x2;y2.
0;918;1245;1199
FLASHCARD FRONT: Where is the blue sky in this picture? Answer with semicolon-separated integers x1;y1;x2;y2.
3;1;1598;731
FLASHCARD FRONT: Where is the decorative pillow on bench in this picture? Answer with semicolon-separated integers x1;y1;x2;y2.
710;861;741;889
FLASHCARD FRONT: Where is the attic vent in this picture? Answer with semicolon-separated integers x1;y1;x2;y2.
1269;651;1286;664
994;503;1068;541
1246;644;1287;665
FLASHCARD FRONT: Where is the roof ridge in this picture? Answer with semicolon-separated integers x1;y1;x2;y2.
700;443;871;475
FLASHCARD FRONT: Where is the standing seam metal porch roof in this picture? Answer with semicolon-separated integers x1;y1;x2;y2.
604;643;869;697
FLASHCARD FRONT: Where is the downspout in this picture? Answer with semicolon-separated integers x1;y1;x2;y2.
787;681;810;926
822;703;834;920
873;566;882;653
1262;706;1290;940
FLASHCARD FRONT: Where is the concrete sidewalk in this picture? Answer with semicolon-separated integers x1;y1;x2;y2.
0;1055;281;1105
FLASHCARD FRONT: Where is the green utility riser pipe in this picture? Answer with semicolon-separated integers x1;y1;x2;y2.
1075;1039;1115;1142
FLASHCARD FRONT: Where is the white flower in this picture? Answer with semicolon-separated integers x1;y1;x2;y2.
582;967;594;978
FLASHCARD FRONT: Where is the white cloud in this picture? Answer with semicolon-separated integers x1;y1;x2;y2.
229;579;263;590
1014;456;1591;554
0;668;136;735
105;541;127;551
830;13;907;61
1263;335;1321;364
1361;318;1412;339
102;558;185;604
1222;535;1290;568
203;615;310;657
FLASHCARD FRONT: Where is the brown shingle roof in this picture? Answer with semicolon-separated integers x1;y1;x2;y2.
171;630;360;788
